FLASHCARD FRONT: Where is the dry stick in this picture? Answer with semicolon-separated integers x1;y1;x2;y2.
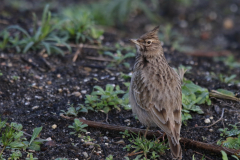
60;114;239;156
193;151;213;160
72;43;83;62
60;114;161;137
126;151;144;157
194;108;225;129
85;56;112;62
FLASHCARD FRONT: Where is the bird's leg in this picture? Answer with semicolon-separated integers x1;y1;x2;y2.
144;126;149;138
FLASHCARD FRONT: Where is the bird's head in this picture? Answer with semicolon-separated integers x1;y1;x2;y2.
130;26;162;57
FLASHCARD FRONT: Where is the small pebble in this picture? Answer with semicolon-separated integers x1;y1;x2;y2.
72;91;81;97
105;143;108;146
214;105;220;114
57;74;61;78
124;119;130;123
204;118;211;124
81;90;87;94
210;116;213;120
58;88;63;93
103;136;108;140
52;124;57;129
47;81;52;85
209;129;213;132
115;140;125;144
32;106;39;110
82;152;88;158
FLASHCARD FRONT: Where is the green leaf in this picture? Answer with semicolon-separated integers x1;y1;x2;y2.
23;41;34;53
103;106;111;113
29;127;42;146
221;150;228;160
9;141;25;149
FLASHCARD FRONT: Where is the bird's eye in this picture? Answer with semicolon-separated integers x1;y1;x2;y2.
147;41;151;44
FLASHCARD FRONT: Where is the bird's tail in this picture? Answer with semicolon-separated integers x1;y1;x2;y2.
167;135;182;160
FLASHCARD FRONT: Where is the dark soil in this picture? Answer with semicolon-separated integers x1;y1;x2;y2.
1;0;240;160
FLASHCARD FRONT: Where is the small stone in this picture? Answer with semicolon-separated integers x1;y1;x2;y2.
46;137;52;141
124;119;130;123
39;86;43;90
72;91;81;97
204;118;211;124
52;124;57;129
115;140;125;144
81;90;87;94
103;136;108;140
58;88;63;93
209;129;213;132
57;74;61;78
210;116;213;120
47;81;52;85
96;151;101;154
109;77;115;80
32;106;39;110
127;123;130;126
35;96;43;100
25;102;30;106
86;132;91;135
82;152;88;158
223;18;234;29
105;143;108;146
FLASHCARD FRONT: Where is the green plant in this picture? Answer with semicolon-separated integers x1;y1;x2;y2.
85;84;127;113
219;74;237;83
60;7;103;43
26;153;38;160
6;5;70;55
219;123;240;137
181;79;211;125
106;155;114;160
158;24;186;51
120;130;130;139
218;124;240;153
221;150;239;160
0;118;44;159
68;118;88;135
124;134;167;159
89;0;159;26
61;104;93;116
214;55;240;69
0;30;10;50
104;50;135;68
9;150;22;160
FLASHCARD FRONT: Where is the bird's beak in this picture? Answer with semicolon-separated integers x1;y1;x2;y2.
130;39;140;46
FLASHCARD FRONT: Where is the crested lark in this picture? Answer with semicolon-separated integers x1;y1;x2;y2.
129;26;182;159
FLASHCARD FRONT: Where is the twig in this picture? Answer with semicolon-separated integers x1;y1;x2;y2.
56;43;112;50
60;114;239;156
20;56;45;72
193;151;213;160
210;90;240;102
126;151;144;157
60;114;162;137
73;43;83;62
40;57;54;71
85;56;112;62
194;108;225;128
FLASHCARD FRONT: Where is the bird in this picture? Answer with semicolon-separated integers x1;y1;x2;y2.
129;26;182;159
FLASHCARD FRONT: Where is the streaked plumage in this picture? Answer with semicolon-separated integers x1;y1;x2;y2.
129;26;182;159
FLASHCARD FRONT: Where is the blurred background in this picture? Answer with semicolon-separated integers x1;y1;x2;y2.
1;0;240;54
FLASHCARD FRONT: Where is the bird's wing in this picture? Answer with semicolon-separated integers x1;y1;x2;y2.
132;67;182;144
